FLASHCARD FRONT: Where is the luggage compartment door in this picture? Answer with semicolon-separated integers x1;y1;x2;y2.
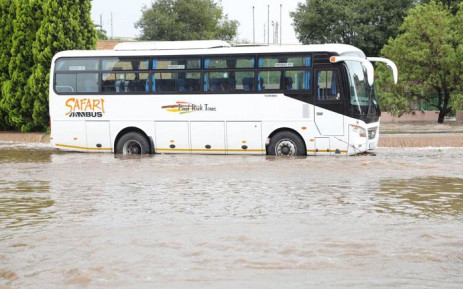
191;122;225;154
226;122;263;155
86;121;111;152
155;122;190;153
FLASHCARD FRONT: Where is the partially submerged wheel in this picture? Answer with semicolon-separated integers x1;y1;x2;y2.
267;131;306;156
115;132;150;155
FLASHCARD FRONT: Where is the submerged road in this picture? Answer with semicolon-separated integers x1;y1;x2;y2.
0;144;462;288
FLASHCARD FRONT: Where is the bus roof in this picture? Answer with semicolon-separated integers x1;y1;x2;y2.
52;42;366;61
114;40;231;51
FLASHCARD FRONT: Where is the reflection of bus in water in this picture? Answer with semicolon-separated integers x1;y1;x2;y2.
49;40;397;156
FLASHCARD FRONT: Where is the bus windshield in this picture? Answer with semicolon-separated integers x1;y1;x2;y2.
345;61;377;121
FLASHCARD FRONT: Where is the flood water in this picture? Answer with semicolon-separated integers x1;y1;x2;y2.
1;143;462;288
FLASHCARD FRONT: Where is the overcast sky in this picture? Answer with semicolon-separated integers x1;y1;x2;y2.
91;0;302;44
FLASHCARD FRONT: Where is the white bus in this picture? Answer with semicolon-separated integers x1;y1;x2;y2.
49;40;397;156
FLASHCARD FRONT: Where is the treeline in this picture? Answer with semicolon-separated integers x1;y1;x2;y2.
292;0;463;122
379;1;463;123
136;0;238;42
1;0;461;129
0;0;95;132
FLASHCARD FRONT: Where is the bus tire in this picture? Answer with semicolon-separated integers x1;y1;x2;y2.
267;131;306;156
115;132;150;155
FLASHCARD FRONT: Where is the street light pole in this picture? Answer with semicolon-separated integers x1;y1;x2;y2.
267;5;270;45
253;6;255;44
280;4;282;45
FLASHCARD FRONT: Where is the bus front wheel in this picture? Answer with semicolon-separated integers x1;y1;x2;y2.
267;131;306;156
115;132;150;155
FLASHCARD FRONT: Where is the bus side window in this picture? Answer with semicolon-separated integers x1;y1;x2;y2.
284;77;293;90
257;71;281;91
102;73;148;93
257;77;264;90
284;70;310;91
317;70;339;101
55;74;76;93
153;72;201;93
242;77;254;91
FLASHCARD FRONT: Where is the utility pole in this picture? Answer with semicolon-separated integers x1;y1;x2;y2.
280;4;282;45
95;14;103;35
267;5;270;45
252;6;255;44
110;12;113;39
264;24;266;43
275;22;279;44
272;21;274;44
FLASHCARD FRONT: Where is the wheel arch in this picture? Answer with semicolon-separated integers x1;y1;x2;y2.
266;127;307;155
114;127;154;154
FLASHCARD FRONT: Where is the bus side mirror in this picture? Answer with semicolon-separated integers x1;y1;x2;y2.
367;57;398;84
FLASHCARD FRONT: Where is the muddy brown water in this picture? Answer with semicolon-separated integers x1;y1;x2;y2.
0;143;462;288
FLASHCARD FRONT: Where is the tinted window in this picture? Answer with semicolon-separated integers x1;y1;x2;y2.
55;74;76;93
204;71;255;92
285;70;311;91
153;72;201;93
55;73;98;93
205;57;254;69
235;72;255;91
258;55;311;68
204;72;231;92
102;72;149;93
153;58;201;70
55;58;99;71
257;71;282;91
102;58;148;71
317;70;339;100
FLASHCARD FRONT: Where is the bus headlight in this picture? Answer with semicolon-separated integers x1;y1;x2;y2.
368;126;378;140
351;125;366;138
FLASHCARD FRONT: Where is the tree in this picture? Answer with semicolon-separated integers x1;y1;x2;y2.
135;0;238;42
24;0;96;131
96;28;108;40
0;0;43;131
453;2;463;110
380;1;463;123
0;0;16;130
422;0;461;14
291;0;416;56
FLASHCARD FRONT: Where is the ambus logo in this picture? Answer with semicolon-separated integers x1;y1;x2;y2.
65;98;106;117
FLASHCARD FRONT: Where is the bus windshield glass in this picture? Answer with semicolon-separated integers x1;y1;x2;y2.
345;61;371;119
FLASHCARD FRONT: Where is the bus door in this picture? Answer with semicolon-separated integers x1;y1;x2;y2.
313;67;344;136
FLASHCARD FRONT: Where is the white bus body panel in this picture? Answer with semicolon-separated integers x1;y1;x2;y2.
315;138;330;155
51;120;87;151
314;106;344;136
155;122;190;154
190;122;225;154
86;121;111;152
226;122;263;155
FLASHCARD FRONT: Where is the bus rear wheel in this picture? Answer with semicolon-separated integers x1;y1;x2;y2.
267;131;306;156
115;132;150;155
